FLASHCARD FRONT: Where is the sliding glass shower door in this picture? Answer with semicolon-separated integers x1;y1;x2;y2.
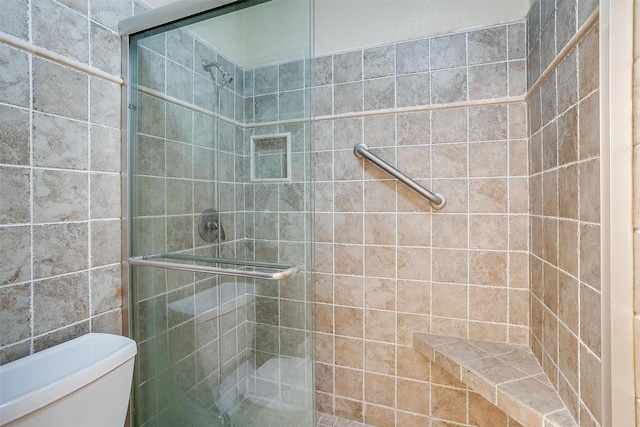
122;1;314;425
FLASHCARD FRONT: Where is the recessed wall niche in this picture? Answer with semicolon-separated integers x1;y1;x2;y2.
250;133;291;182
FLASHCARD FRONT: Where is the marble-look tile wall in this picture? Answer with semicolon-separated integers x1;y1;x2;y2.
0;0;135;363
527;0;600;425
242;59;314;410
313;22;531;426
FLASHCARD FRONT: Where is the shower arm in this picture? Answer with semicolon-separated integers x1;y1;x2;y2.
354;143;446;210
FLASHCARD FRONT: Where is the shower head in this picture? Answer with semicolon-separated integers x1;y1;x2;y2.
202;59;234;84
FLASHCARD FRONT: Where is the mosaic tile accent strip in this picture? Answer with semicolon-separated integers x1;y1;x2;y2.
413;333;577;427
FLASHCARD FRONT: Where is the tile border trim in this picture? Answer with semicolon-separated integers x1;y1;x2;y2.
0;31;124;86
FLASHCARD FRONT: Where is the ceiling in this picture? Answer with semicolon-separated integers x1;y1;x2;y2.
139;0;531;68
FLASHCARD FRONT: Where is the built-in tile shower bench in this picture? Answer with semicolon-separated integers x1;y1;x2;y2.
412;333;578;427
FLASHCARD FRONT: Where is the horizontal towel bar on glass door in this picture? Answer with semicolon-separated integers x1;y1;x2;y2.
128;253;300;280
353;143;446;210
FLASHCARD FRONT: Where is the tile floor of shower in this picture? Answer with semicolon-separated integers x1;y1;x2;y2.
223;399;369;427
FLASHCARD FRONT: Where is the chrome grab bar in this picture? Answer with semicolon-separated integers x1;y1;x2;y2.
128;254;300;280
354;143;446;210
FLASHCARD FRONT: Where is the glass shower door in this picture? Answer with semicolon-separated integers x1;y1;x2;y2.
123;1;314;425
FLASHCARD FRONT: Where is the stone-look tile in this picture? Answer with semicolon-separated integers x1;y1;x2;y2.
579;344;602;423
396;111;429;145
469;178;508;213
431;107;467;143
396;73;430;108
90;22;120;75
431;143;467;178
469;63;507;100
90;264;121;315
0;283;31;345
255;65;278;95
579;159;600;223
33;223;88;279
365;309;396;343
558;106;578;165
364;77;394;111
91;308;122;335
431;385;467;423
580;224;600;291
528;40;542;91
396;39;429;76
90;173;121;219
363;45;394;79
469;105;508;141
578;25;599;98
314;85;333;116
57;0;88;15
90;0;132;30
431;68;467;104
33;112;88;169
334;51;362;84
508;22;526;60
541;74;557;126
314;55;333;86
33;0;89;64
33;58;88;121
557;50;578;115
254;93;277;122
33;169;88;223
362;278;394;311
166;29;194;70
0;44;30;108
0;0;29;40
33;272;89;335
468;26;507;65
0;105;30;166
579;92;599;160
0;226;30;286
34;321;89;353
335;336;363;369
364;371;395;406
579;284;601;356
557;271;578;335
509;60;527;96
335;366;363;400
540;15;556;72
137;93;165;138
334;82;363;114
166;61;193;104
280;60;305;91
469;286;507;323
432;214;467;249
0;166;30;224
469;141;508;178
558;165;578;220
430;33;466;70
364;341;396;376
470;251;508;286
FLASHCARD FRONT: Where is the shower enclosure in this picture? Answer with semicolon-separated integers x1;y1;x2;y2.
119;1;314;425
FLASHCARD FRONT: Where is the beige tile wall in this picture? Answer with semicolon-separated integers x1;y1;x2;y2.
314;22;531;426
633;1;640;424
527;0;600;425
0;0;136;362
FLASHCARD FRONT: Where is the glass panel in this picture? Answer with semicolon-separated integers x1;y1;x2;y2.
126;1;313;426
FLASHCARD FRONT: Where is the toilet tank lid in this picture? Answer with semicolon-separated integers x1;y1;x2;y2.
0;333;137;425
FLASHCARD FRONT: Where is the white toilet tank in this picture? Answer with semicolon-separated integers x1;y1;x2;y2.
0;333;137;427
